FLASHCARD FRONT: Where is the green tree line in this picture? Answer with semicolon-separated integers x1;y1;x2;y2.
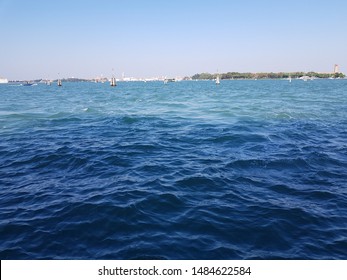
192;72;345;80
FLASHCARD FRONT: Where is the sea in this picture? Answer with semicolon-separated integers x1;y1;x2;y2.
0;79;346;260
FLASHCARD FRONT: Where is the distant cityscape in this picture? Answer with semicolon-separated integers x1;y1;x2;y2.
0;75;190;84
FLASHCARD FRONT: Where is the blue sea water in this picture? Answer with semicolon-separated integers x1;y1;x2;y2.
0;79;347;259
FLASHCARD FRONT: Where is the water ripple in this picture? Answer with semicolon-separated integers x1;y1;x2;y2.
1;80;347;259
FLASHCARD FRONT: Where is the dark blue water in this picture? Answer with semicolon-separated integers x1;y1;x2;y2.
1;80;347;259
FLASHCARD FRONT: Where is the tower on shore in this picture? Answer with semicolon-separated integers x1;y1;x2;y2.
334;64;339;73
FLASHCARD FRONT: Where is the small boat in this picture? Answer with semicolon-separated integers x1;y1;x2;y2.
22;82;34;86
57;79;62;86
164;78;175;83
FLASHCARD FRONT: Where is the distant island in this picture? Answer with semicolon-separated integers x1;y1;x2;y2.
192;71;345;80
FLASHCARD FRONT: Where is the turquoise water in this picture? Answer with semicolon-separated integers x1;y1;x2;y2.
1;80;347;259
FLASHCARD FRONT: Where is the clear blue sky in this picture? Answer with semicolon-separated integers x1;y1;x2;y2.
1;0;346;80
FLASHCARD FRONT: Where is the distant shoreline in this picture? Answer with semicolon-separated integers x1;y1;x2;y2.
4;71;346;83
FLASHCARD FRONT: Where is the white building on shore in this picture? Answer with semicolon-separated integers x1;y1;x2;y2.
0;77;8;83
334;64;339;73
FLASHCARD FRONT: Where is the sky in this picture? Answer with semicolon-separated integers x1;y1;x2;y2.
1;0;346;80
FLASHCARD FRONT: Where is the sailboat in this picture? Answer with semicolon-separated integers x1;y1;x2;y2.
216;74;220;85
289;76;292;83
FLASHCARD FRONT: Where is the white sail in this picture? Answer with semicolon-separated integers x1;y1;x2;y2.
216;75;220;85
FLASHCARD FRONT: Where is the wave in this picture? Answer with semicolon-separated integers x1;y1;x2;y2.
1;80;347;259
